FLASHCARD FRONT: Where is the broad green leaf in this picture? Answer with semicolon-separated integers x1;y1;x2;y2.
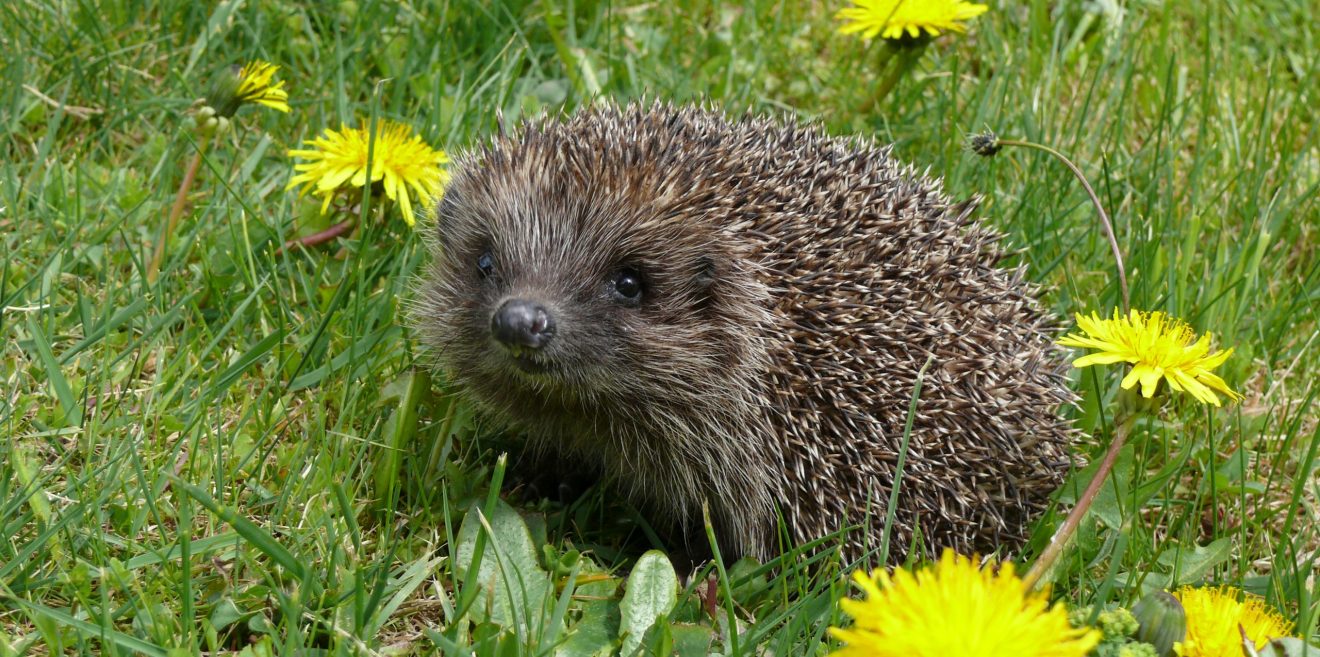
555;573;621;657
454;499;555;633
1117;538;1234;593
1057;443;1136;530
618;550;678;657
208;598;249;631
639;616;673;657
1250;637;1320;657
1158;538;1233;587
671;623;716;657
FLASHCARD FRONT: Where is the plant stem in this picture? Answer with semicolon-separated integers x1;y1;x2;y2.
278;218;357;254
996;138;1130;313
147;140;210;284
857;45;923;115
1023;417;1132;590
702;502;741;656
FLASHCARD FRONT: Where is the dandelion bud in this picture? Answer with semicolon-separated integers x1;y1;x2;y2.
201;60;290;119
1132;591;1186;657
203;64;246;118
968;131;1002;157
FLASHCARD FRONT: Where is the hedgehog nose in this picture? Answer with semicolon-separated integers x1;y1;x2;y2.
491;299;555;350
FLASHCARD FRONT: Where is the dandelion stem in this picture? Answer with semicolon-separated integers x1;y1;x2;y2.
872;41;898;74
858;45;923;114
996;139;1130;313
147;140;210;284
1023;416;1132;590
278;218;357;254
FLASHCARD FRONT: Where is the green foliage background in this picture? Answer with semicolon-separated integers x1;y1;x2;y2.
1;0;1316;654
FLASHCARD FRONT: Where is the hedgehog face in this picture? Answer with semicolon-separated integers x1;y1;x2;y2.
421;147;765;437
443;227;664;387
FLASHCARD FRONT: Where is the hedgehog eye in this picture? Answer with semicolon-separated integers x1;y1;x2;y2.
476;250;495;279
611;267;644;306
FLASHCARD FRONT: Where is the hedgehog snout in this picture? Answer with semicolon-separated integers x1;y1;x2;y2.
491;298;556;351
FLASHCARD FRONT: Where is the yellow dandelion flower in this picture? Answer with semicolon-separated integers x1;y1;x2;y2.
837;0;989;40
204;60;290;118
234;61;290;113
1173;586;1294;657
1058;309;1243;406
286;120;451;226
828;550;1101;657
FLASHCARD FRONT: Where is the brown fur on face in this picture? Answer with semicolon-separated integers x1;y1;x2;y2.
414;102;1075;563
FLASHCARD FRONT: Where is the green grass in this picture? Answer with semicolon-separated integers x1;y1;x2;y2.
2;0;1317;654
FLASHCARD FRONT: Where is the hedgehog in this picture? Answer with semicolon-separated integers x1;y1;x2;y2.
414;102;1075;565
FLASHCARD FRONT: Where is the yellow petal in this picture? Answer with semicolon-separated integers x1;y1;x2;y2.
1121;365;1147;394
1182;332;1212;360
398;187;415;226
320;164;359;191
1165;371;1187;392
1192;370;1243;401
1197;347;1234;370
1073;352;1132;368
1061;336;1128;353
1139;366;1165;398
1170;369;1220;406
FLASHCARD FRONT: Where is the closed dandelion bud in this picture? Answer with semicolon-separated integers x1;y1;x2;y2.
201;60;290;119
190;106;217;136
203;65;246;118
1133;591;1186;657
